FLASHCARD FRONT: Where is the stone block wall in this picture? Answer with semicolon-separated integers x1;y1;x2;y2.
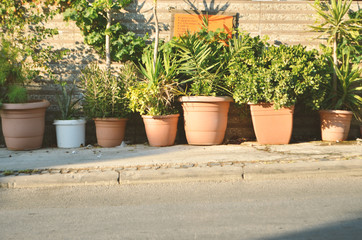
0;1;361;147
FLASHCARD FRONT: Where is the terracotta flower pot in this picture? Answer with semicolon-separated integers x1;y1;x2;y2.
142;114;179;147
179;96;232;145
319;110;352;142
0;100;50;150
249;103;294;145
93;118;127;147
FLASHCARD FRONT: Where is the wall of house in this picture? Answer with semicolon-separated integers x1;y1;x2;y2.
0;1;361;147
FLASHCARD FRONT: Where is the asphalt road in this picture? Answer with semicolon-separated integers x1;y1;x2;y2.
1;177;362;240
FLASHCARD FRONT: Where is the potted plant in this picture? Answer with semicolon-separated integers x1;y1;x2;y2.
311;0;362;141
79;64;133;147
0;1;66;150
53;80;86;148
127;44;179;147
171;19;233;145
0;43;50;150
227;35;330;144
318;51;361;141
126;0;179;147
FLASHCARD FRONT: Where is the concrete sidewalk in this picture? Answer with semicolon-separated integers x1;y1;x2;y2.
0;141;361;188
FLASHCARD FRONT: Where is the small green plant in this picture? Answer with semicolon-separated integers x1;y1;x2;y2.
127;44;179;116
54;80;81;120
79;64;133;118
2;170;14;176
18;169;35;174
0;42;28;106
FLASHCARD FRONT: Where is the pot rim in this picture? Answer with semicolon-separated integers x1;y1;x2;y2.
248;102;294;106
1;100;50;110
248;102;295;110
53;119;86;125
179;96;233;103
93;117;128;121
319;109;353;115
142;114;180;119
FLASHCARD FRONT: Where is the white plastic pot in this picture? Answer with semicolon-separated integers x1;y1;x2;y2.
53;119;86;148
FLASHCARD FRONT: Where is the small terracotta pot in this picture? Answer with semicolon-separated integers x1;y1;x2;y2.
319;110;352;142
249;103;294;145
0;100;50;150
93;118;127;147
142;114;179;147
179;96;232;145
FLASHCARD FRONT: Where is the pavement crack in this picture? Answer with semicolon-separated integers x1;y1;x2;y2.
117;171;121;184
241;166;245;180
250;144;354;160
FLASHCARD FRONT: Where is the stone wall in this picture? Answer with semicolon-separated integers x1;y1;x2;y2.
1;1;361;147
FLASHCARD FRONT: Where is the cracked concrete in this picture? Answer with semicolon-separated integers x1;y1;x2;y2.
0;141;361;188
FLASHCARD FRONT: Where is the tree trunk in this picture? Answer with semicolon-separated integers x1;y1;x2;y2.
153;0;159;72
106;9;112;71
332;35;338;105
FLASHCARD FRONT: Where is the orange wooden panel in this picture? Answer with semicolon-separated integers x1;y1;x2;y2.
173;14;233;37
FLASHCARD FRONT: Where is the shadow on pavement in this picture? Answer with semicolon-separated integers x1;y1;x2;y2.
264;217;362;240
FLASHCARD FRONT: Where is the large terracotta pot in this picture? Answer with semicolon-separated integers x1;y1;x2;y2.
179;96;232;145
93;118;127;147
0;100;50;150
319;110;352;142
142;114;179;147
249;103;294;145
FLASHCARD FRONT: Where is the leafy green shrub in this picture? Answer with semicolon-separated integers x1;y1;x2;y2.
226;32;268;94
0;0;68;106
0;0;66;75
228;43;331;109
345;9;362;65
79;64;133;118
227;32;267;70
63;0;147;64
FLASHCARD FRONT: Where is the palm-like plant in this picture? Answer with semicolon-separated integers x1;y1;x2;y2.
311;0;361;100
55;81;81;120
311;0;362;118
127;45;179;116
171;18;231;96
327;51;362;120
